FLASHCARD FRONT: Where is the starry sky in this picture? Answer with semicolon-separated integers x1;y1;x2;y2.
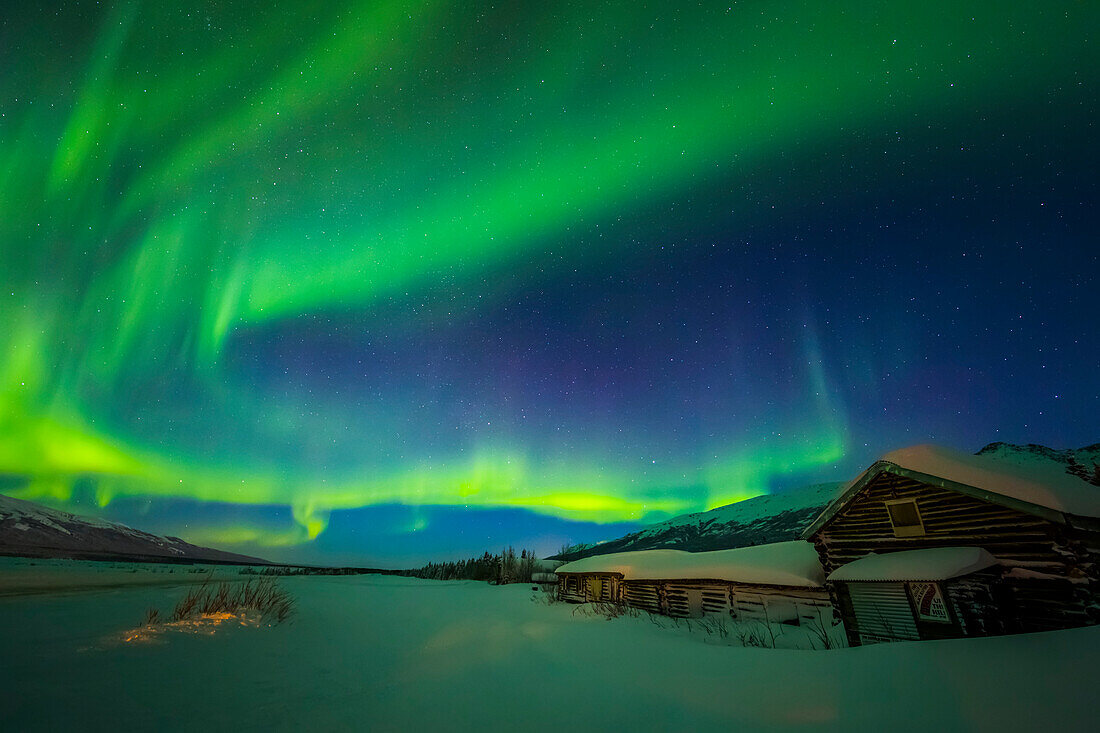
1;1;1096;566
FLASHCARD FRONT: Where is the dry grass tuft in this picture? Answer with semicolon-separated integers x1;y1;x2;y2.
114;579;294;646
571;600;639;620
171;578;295;624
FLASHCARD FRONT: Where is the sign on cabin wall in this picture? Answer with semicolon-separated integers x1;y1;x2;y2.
907;582;951;623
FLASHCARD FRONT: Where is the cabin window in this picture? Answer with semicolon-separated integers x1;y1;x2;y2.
885;499;925;537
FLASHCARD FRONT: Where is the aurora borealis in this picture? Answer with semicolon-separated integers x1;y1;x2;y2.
1;1;1096;565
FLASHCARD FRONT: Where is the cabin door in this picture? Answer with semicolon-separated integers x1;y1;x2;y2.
589;577;602;602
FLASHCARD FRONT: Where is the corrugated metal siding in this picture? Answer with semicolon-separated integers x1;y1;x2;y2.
848;582;919;644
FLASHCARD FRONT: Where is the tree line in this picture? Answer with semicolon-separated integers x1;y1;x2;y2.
412;547;541;584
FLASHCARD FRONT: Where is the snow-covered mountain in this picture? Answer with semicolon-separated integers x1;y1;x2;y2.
976;442;1100;486
554;442;1100;562
554;482;844;561
0;494;267;565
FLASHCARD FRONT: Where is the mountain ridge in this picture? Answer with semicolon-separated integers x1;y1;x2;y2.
0;493;268;565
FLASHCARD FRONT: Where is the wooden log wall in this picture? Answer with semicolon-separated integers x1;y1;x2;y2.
1002;577;1093;632
830;584;862;647
586;574;616;603
625;579;833;624
812;473;1078;573
557;574;588;603
663;582;725;618
557;573;622;603
943;570;1005;637
664;584;693;617
732;585;835;626
702;585;732;616
622;581;662;614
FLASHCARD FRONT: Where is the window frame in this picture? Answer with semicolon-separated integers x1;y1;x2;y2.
885;498;926;537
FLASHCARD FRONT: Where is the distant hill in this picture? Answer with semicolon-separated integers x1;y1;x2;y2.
0;494;268;565
553;441;1100;562
553;482;844;562
975;442;1100;486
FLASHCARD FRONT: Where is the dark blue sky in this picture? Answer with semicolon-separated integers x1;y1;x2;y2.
0;1;1095;565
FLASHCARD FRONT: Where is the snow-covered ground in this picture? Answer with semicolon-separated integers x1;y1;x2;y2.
0;556;248;596
2;566;1097;732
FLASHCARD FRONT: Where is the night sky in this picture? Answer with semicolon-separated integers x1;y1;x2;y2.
1;2;1096;566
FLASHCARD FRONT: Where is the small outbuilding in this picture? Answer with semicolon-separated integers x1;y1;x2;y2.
531;558;565;591
555;541;837;633
804;445;1100;645
826;546;1003;644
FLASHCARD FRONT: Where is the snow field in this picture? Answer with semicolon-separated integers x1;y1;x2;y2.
1;573;1097;732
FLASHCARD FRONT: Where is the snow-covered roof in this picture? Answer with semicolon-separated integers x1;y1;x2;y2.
880;445;1100;518
803;444;1100;538
828;547;998;582
554;541;824;587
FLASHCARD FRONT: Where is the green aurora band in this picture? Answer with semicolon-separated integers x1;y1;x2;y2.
1;1;1093;548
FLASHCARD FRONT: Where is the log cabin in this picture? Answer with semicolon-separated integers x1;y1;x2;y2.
554;541;837;635
803;445;1100;645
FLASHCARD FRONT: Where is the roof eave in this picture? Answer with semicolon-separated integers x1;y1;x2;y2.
801;462;890;540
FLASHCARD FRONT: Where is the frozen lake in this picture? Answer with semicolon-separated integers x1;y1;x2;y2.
2;563;1097;731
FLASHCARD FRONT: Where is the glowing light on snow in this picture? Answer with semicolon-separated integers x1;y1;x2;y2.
119;612;264;645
